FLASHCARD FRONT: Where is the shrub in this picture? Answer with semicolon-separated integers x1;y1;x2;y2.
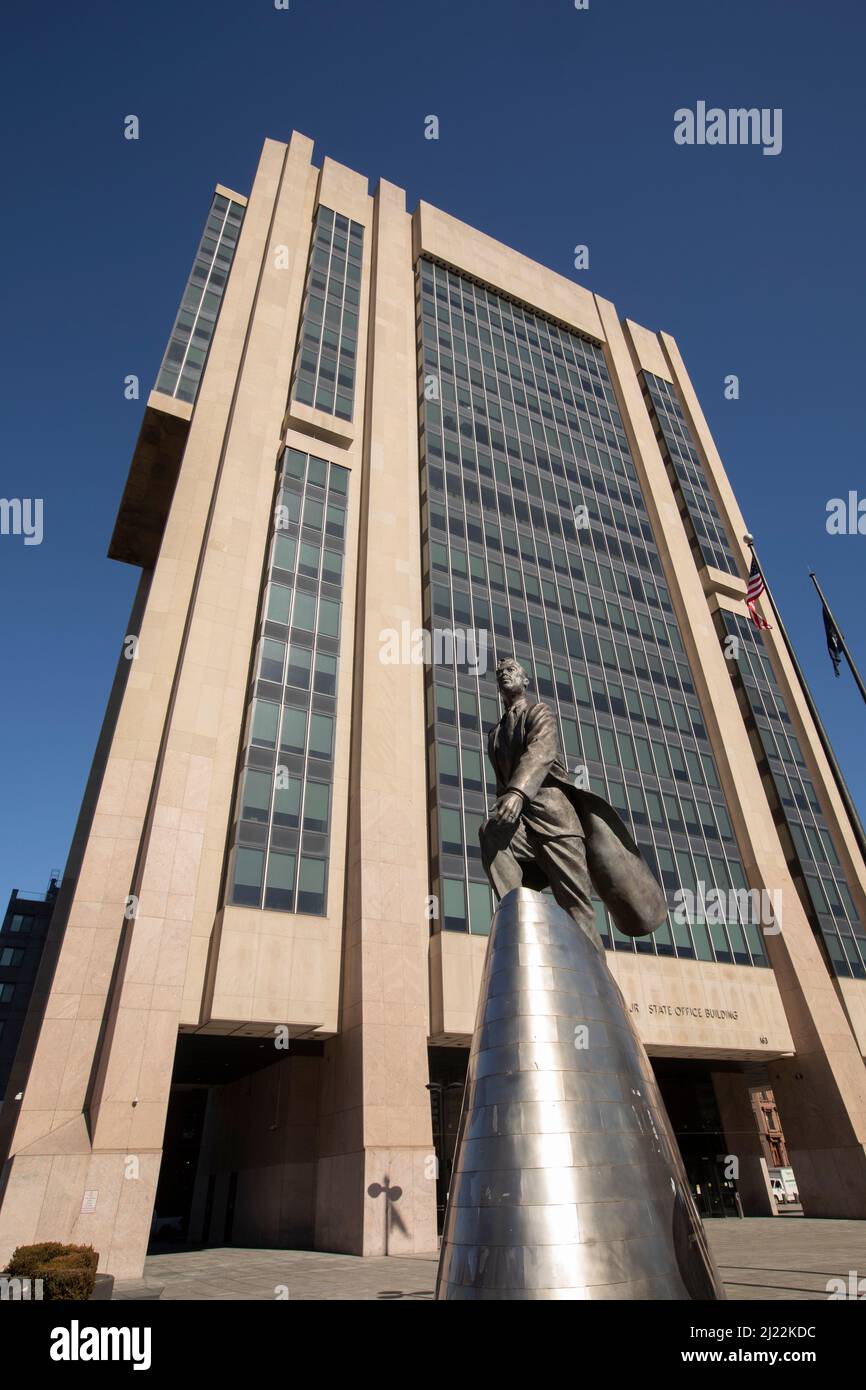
5;1243;99;1301
6;1242;69;1277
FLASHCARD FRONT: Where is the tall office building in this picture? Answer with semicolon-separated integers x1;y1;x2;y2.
1;134;864;1278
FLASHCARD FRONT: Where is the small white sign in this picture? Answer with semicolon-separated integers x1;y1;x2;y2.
80;1190;98;1214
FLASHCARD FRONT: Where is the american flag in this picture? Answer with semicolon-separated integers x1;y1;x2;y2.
821;601;843;677
746;556;772;630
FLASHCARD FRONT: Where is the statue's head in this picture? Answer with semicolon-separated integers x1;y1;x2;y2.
495;656;530;699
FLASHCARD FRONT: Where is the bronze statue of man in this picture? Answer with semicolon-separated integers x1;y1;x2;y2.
480;656;667;942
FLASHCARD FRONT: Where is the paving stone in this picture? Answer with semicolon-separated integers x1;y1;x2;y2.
110;1220;866;1301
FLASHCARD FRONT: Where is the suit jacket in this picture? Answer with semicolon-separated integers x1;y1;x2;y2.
486;698;668;938
489;699;585;839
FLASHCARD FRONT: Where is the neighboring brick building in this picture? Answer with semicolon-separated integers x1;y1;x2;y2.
0;878;58;1108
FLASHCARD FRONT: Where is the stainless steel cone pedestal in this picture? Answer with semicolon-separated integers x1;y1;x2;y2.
436;888;725;1300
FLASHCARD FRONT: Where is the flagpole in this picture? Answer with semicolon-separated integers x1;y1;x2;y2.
743;536;866;864
809;570;866;706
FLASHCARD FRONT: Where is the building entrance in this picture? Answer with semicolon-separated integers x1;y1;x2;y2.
651;1059;740;1217
150;1034;324;1253
150;1086;209;1245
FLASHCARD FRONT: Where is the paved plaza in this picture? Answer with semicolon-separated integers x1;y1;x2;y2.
112;1219;866;1301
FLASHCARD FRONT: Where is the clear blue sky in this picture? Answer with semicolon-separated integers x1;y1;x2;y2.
1;0;864;902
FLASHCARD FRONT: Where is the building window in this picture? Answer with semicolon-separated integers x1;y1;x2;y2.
417;257;765;968
0;984;15;1004
155;192;245;404
226;447;349;916
0;948;24;968
714;608;866;978
641;372;740;577
290;206;364;421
